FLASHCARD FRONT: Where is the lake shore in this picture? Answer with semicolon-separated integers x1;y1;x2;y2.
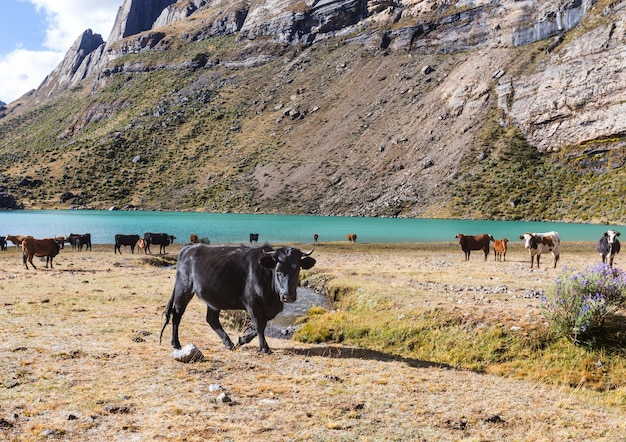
1;242;625;440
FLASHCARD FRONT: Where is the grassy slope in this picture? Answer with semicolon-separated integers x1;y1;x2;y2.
1;20;625;222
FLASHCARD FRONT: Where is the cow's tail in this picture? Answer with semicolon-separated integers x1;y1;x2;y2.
159;293;175;344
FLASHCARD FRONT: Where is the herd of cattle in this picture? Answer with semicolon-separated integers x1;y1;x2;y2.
0;229;621;271
0;228;622;354
455;229;621;268
0;232;177;270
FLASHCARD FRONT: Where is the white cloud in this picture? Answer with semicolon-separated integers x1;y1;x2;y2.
0;0;119;103
0;49;61;103
29;0;120;51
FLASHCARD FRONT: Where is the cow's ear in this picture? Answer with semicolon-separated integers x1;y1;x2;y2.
259;255;277;269
519;235;524;240
300;257;316;270
617;232;622;237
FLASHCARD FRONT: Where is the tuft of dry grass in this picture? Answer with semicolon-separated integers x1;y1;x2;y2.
1;242;625;440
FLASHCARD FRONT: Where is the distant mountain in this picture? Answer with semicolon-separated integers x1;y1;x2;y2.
0;0;625;223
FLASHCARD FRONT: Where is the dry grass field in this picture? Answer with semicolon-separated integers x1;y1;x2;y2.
1;241;625;441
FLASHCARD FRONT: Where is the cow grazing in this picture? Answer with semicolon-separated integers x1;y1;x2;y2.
346;233;357;243
68;233;92;251
144;232;175;254
455;233;493;261
160;244;316;354
249;233;259;244
22;237;62;270
0;236;6;251
493;238;509;261
519;231;561;268
190;234;199;244
114;234;140;254
597;230;621;267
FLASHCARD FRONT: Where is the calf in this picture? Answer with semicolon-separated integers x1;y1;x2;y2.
597;230;620;267
22;237;62;270
493;238;509;261
519;231;560;268
0;236;6;251
455;233;493;261
137;238;147;254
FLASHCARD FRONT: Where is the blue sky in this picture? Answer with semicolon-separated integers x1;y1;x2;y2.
0;0;120;104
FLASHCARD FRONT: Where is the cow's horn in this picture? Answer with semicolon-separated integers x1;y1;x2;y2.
302;248;314;256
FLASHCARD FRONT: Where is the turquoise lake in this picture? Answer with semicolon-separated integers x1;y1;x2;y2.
1;210;623;245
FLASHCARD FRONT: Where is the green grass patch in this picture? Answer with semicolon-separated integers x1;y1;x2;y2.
294;281;626;397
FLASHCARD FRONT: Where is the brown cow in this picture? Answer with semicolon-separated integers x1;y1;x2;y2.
455;233;493;261
493;238;509;261
190;233;199;244
6;234;32;250
346;233;357;243
137;238;147;254
22;237;62;270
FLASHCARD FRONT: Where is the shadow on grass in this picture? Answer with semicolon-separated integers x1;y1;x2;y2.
282;345;450;370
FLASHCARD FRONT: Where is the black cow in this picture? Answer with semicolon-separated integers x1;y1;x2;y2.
68;233;92;251
144;232;175;254
249;233;259;244
160;244;316;353
114;234;140;254
0;236;6;251
597;229;621;267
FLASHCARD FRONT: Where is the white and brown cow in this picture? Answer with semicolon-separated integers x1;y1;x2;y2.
519;231;560;269
597;229;620;267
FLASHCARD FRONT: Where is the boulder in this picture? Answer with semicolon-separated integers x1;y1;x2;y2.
171;343;205;363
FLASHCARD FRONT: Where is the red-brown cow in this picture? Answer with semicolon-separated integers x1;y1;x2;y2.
22;237;62;270
346;233;357;243
493;238;509;261
455;233;493;261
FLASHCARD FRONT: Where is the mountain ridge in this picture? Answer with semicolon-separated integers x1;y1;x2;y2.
1;0;625;223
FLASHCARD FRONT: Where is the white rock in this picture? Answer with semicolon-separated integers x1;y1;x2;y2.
171;344;204;363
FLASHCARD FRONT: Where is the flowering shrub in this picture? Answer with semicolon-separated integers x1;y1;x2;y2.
541;263;626;343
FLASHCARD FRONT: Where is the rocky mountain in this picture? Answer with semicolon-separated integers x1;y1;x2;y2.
1;0;625;223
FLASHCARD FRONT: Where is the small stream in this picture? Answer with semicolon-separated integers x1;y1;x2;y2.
266;288;332;339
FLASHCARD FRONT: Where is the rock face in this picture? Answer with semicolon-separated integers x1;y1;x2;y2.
4;0;626;198
153;0;209;29
29;0;599;100
498;11;626;151
107;0;178;43
37;30;104;97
